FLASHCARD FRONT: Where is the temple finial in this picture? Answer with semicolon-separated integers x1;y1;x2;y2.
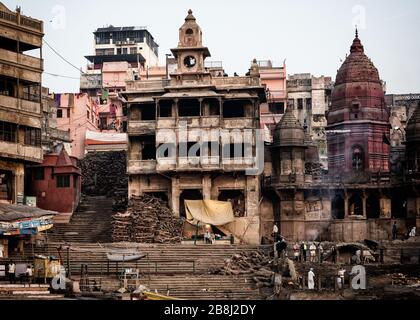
355;26;359;38
188;9;192;15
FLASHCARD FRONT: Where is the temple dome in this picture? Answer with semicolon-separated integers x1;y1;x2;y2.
273;107;306;147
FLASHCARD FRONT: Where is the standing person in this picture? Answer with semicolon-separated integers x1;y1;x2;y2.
392;221;398;240
331;245;337;264
409;227;416;238
293;242;300;261
318;243;324;263
307;268;315;290
303;242;308;262
8;260;15;284
26;264;33;284
337;268;346;290
0;242;4;258
309;243;317;263
272;223;279;242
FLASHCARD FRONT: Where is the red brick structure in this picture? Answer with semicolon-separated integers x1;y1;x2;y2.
27;148;81;217
327;30;390;175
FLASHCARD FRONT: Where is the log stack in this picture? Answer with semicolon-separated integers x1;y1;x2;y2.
111;194;184;243
217;251;275;288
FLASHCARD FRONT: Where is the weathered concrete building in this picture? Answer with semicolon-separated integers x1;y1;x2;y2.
123;10;266;244
0;3;44;204
264;31;419;242
286;73;333;169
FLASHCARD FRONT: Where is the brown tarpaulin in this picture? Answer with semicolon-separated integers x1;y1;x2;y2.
184;200;235;226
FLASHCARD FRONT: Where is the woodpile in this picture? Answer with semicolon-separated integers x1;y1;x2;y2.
79;151;128;197
217;251;275;288
111;194;184;244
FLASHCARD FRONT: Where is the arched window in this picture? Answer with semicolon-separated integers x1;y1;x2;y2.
186;28;194;35
352;145;364;171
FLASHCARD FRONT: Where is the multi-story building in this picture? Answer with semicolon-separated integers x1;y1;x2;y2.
286;73;333;169
80;26;160;134
40;87;71;152
123;10;266;244
0;3;44;204
55;93;99;159
259;60;287;132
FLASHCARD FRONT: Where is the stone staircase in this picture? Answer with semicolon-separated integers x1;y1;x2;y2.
0;283;65;300
47;196;113;243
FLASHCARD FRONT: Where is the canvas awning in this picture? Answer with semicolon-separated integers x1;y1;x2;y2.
0;204;57;222
185;200;235;226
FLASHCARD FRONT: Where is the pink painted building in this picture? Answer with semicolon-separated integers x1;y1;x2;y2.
258;60;287;132
55;93;99;159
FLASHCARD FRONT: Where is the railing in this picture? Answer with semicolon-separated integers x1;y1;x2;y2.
126;79;170;91
0;9;42;32
264;171;394;186
212;76;260;87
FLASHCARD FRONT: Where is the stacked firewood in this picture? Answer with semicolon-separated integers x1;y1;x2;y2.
217;251;275;288
111;194;184;243
79;151;128;197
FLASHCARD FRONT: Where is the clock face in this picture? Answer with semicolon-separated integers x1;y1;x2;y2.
183;55;196;68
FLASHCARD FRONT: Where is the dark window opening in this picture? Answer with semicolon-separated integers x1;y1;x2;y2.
24;127;41;147
178;99;200;117
157;143;176;158
202;141;220;157
0;77;17;98
140;103;156;120
223;100;245;118
349;194;363;216
0;121;17;143
205;98;220;116
332;195;345;219
223;143;251;158
33;167;44;181
269;102;285;114
306;98;312;110
159;100;172;117
366;196;380;219
0;170;13;201
67;109;70;118
56;175;70;188
179;141;201;157
87;110;90;119
186;28;194;35
142;142;156;160
57;109;63;118
218;190;245;217
352;146;364;171
391;193;407;218
297;98;303;110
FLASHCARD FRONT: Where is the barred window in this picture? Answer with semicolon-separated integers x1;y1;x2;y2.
0;121;17;142
24;127;41;146
56;175;70;188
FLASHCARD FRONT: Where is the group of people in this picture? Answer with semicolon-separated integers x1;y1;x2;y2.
292;241;324;263
392;221;417;240
306;267;348;290
6;261;34;284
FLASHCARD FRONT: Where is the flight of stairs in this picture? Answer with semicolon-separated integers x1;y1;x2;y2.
0;283;65;300
47;196;113;243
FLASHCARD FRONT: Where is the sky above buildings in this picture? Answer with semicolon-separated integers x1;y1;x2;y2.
5;0;420;94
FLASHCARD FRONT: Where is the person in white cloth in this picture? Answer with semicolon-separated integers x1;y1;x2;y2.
307;268;315;290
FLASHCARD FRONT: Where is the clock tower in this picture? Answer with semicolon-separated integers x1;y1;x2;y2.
170;9;211;85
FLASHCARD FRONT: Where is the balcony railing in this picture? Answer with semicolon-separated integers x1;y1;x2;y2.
126;79;170;91
212;76;260;87
0;9;42;32
0;94;41;114
0;48;43;70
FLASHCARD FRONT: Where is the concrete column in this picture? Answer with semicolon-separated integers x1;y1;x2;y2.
344;190;349;218
202;174;211;200
171;177;180;217
362;191;367;219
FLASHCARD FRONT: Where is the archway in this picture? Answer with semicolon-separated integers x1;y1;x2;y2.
179;189;203;218
366;195;380;219
349;193;363;216
331;194;345;219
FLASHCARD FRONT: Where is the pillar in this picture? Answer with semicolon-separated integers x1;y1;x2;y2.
202;174;211;200
171;177;180;217
362;190;367;219
344;190;349;218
